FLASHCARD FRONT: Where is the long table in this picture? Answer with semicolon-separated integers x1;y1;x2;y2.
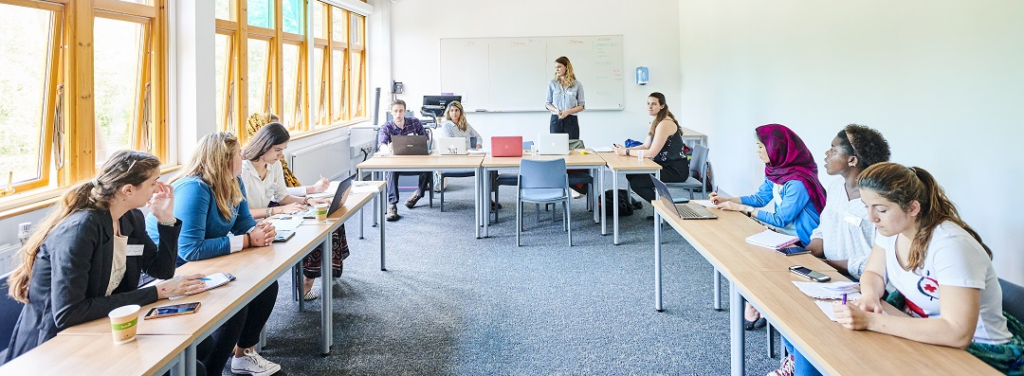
43;182;386;375
0;334;192;376
480;150;607;237
357;155;485;238
650;199;1001;376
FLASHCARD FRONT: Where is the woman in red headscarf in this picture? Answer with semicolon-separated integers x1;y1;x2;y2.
710;124;826;329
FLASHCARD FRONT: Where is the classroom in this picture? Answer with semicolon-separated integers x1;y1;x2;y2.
1;0;1022;375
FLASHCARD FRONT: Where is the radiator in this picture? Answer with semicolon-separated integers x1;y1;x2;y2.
0;243;20;275
289;136;352;183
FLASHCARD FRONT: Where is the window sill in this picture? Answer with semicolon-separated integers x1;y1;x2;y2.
0;164;182;220
290;117;371;141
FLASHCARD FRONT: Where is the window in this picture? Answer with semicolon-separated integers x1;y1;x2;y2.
215;33;234;130
247;38;272;117
281;43;301;130
0;0;168;204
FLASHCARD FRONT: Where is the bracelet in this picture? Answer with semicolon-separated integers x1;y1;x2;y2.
158;218;176;227
246;232;253;248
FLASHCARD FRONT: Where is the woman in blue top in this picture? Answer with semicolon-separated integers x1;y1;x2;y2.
710;124;826;329
545;56;585;140
146;132;282;376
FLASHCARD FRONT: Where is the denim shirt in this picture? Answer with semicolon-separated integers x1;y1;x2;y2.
545;79;586;113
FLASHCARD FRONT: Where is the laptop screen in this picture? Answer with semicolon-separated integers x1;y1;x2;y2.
650;176;681;217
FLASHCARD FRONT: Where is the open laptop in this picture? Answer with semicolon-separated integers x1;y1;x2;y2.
436;137;467;155
392;135;429;155
297;173;357;219
651;176;718;220
491;136;523;157
537;133;569;155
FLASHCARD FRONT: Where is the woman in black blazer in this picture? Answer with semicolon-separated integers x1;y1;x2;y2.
5;151;206;366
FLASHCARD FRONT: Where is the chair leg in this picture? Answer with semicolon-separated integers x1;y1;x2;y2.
566;199;572;246
493;187;499;224
562;200;567;231
516;198;522;247
535;204;540;224
767;322;776;358
429;184;434;208
439;179;445;212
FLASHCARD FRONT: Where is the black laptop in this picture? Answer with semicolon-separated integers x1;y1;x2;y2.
651;176;718;220
391;135;429;155
299;174;357;219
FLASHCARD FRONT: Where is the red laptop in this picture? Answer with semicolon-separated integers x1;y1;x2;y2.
491;136;523;157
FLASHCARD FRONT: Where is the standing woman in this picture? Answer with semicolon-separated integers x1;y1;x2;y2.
4;151;205;364
241;122;345;301
545;56;586;140
615;92;691;202
147;132;283;376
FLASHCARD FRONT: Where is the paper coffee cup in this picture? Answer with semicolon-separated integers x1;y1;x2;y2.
314;202;330;222
109;304;141;344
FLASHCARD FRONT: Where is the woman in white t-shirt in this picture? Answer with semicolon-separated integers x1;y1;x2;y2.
834;162;1023;375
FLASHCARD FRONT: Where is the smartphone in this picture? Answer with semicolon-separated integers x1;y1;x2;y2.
145;302;201;320
777;246;810;256
789;265;831;282
274;230;295;242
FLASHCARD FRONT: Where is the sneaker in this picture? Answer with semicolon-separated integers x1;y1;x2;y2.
766;354;795;376
386;205;400;221
405;194;422;208
230;348;281;376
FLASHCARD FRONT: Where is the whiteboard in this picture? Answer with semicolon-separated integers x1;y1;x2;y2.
440;35;624;112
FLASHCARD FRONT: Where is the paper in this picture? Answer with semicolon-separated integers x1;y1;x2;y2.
467;149;488;155
815;300;840;321
271;217;303;232
792;281;862;300
592;146;614;153
692;199;715;208
352;183;379;194
746;230;800;250
307;181;340;199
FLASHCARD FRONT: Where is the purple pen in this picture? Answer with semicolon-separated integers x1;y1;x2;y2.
841;293;848;305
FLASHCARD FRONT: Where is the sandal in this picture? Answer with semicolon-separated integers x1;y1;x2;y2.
303;289;319;301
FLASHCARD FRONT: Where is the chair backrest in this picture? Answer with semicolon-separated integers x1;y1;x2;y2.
999;278;1024;322
0;272;24;354
690;144;709;176
519;158;567;190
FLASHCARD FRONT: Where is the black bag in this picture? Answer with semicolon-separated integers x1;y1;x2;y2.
601;189;637;217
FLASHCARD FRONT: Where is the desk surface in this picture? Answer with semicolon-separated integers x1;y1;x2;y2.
357;154;484;169
738;271;1001;376
61;184;383;337
598;152;664;172
651;199;1000;376
482;150;607;168
0;334;191;376
679;126;707;138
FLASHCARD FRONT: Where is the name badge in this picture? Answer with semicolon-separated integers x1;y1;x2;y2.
843;214;862;227
127;244;145;257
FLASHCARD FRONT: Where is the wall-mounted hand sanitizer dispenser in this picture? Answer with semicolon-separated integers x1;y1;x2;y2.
636;66;649;85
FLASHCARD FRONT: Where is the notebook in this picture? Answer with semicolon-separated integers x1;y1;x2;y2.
745;230;800;250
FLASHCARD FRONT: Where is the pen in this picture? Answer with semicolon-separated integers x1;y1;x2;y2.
841;293;848;305
198;278;211;281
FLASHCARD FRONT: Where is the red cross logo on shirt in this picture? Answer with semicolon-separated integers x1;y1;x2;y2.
917;273;940;301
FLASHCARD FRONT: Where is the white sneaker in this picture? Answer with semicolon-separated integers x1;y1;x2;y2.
766;354;795;376
230;348;281;376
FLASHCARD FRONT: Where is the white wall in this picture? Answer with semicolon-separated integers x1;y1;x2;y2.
678;0;1024;284
388;0;682;148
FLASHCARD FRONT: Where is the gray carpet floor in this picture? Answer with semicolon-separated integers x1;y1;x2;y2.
251;177;782;376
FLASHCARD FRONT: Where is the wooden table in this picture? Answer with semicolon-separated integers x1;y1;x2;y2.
480;150;607;237
679;126;708;147
598;152;663;244
0;334;192;376
59;182;385;374
358;155;485;238
650;199;1001;376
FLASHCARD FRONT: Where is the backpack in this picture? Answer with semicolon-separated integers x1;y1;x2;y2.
601;189;639;217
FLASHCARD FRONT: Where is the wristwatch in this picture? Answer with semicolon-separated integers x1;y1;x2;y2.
744;206;754;217
625;149;630;156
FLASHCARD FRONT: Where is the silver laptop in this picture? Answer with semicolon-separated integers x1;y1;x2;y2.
537;133;569;155
436;137;467;155
651;177;718;219
392;135;429;155
296;174;357;219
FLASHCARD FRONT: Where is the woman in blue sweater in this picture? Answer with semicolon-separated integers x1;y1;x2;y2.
146;132;282;376
710;124;826;329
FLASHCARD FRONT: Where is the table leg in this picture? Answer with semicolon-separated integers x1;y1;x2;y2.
185;343;197;376
592;168;599;224
321;236;333;356
380;188;387;271
475;167;481;239
714;269;723;310
654;208;663;312
730;281;745;376
613;172;619;245
358;170;365;239
483;168;491;238
372;171;379;228
601;167;607;235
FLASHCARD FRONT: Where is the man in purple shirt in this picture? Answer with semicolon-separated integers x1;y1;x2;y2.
378;99;431;221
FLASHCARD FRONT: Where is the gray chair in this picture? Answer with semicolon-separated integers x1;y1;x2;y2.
1;272;25;357
493;141;533;223
999;278;1024;322
665;144;710;201
516;158;572;247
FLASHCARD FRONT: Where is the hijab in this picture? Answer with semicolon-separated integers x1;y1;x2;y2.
756;124;827;214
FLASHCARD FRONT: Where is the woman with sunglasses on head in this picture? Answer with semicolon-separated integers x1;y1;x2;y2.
827;163;1023;375
147;132;282;376
4;151;207;371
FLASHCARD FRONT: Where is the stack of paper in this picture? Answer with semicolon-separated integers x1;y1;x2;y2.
745;230;800;250
815;301;840;321
792;281;861;300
